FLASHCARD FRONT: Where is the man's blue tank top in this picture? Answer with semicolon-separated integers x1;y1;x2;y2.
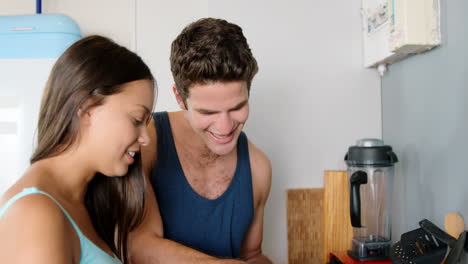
0;187;121;264
151;112;254;258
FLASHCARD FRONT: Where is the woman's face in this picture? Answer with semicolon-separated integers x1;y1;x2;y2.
83;79;154;177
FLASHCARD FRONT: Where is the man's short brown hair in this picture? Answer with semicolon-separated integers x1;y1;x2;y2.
170;18;258;103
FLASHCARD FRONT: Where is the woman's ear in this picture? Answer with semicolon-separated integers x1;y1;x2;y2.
173;85;187;110
77;99;95;125
77;107;92;125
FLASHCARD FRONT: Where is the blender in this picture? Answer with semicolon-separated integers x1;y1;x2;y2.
344;138;398;261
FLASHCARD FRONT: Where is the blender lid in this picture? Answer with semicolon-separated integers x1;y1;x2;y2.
345;138;398;166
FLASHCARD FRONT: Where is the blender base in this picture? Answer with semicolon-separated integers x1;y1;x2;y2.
347;250;389;261
349;237;391;261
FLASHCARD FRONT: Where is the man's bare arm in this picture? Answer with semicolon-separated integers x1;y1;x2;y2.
239;141;273;264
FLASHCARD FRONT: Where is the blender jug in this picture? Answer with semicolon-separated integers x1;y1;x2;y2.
344;138;398;261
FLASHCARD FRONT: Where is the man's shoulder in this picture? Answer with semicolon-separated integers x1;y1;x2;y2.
246;139;272;205
246;140;271;172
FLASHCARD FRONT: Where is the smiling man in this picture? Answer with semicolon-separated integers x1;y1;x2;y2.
129;18;272;264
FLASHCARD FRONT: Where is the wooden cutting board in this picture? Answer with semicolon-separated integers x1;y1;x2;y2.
287;188;324;264
323;170;353;263
286;171;353;264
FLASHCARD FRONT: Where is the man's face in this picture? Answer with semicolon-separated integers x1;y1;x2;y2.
178;80;249;156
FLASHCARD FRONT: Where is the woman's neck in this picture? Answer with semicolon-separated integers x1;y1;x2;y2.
31;149;96;203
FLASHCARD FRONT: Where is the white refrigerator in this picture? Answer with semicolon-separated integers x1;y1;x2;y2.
0;14;81;194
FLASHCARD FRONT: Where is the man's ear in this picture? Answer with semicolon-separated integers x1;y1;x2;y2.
173;85;187;110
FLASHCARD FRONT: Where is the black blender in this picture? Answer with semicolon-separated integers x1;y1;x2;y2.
344;138;398;261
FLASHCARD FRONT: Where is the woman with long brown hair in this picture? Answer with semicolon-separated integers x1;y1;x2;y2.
0;35;155;264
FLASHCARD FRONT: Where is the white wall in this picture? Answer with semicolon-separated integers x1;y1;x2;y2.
136;0;208;111
0;0;35;15
1;1;382;263
0;0;135;49
44;0;136;50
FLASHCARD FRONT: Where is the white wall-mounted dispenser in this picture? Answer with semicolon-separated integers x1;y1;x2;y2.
361;0;441;68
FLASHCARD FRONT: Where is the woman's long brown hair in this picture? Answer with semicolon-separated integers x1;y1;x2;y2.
30;35;155;263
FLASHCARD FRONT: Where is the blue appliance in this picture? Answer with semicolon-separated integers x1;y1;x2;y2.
0;14;81;58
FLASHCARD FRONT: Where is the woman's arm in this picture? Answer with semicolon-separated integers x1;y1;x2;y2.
0;194;78;263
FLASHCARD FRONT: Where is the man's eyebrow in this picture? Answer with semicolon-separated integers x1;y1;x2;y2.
229;100;248;110
195;100;249;113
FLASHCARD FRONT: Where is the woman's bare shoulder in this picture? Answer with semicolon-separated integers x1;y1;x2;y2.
0;190;75;263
